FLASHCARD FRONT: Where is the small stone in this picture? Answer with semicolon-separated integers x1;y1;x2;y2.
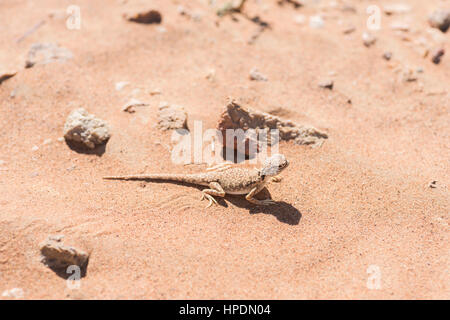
31;145;39;151
309;15;324;29
63;108;111;149
43;138;52;145
177;5;187;15
217;0;245;17
205;69;216;81
125;10;162;24
149;88;161;95
429;181;437;188
122;98;149;113
57;137;65;142
383;52;392;60
40;236;89;271
2;288;24;299
428;9;450;32
431;48;445;64
217;100;328;154
318;79;334;90
249;68;268;81
383;4;411;15
25;43;73;68
157;104;188;130
115;81;129;91
362;32;376;47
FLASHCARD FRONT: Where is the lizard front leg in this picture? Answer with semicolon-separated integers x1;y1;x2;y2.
200;182;225;208
245;187;276;206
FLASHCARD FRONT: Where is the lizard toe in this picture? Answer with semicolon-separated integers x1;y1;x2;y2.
261;199;276;206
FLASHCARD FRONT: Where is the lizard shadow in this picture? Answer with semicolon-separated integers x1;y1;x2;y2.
217;188;302;225
138;181;301;225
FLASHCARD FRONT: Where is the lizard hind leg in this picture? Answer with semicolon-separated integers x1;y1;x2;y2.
200;182;226;209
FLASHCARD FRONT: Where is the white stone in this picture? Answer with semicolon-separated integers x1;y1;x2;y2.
115;81;129;91
2;288;24;299
309;15;324;29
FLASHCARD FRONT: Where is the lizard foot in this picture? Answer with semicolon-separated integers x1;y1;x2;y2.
200;193;218;208
270;176;283;183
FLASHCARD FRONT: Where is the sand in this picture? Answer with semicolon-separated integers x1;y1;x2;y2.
0;0;448;299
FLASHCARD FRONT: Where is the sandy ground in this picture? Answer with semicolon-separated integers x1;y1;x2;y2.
0;0;449;299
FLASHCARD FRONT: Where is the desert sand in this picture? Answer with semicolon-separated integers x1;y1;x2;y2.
0;0;448;299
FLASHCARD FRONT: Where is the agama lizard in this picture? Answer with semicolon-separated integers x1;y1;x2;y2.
103;154;289;208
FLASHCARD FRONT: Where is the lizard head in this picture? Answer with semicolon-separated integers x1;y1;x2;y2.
260;153;289;177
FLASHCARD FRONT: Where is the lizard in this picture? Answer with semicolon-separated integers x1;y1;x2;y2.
103;153;289;208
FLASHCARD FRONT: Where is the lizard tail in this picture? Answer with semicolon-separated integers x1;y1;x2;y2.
103;173;186;181
103;173;209;185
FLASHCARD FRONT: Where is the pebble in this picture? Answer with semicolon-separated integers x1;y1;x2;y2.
383;52;392;60
31;145;39;151
309;15;324;29
122;98;149;113
149;88;161;95
63;108;111;149
362;32;376;47
318;80;334;90
428;9;450;32
115;81;129;91
40;235;89;271
158;103;188;130
205;69;216;81
431;48;445;64
249;68;268;81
